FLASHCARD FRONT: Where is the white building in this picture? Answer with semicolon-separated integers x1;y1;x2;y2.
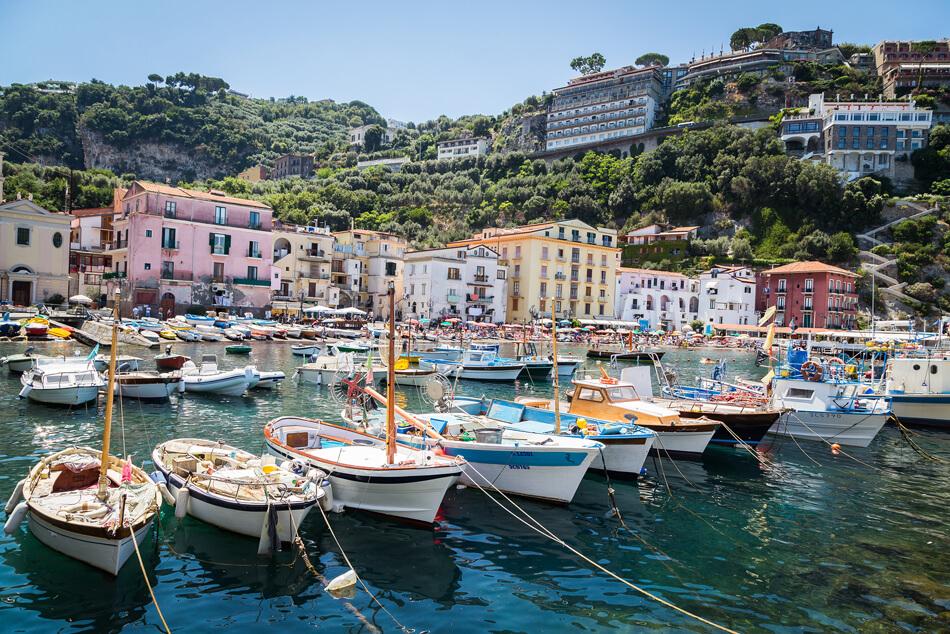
698;265;757;326
615;268;700;330
437;137;490;161
349;124;394;147
404;244;507;323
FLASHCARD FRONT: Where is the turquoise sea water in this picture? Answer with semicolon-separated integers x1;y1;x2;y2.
0;340;947;633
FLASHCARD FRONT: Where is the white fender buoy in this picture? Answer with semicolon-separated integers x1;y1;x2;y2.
158;482;176;506
4;501;28;534
5;479;26;513
325;569;357;593
17;385;31;399
319;479;334;512
174;487;190;519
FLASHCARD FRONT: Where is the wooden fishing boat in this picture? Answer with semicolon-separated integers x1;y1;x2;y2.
2;291;159;575
152;438;324;543
650;397;780;447
114;372;183;400
154;346;190;371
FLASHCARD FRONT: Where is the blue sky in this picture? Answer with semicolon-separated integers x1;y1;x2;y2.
1;0;947;122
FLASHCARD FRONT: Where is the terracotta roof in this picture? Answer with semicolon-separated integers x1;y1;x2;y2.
70;207;115;217
127;181;271;209
761;261;857;277
662;226;700;233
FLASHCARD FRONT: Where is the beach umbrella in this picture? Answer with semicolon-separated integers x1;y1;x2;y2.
69;294;93;305
339;307;366;315
440;320;452;326
303;304;332;313
558;320;572;326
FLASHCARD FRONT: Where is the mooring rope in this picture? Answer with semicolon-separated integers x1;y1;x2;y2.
462;461;739;634
130;517;172;634
894;418;946;463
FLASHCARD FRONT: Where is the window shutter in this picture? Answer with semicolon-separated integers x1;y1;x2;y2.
224;235;231;254
209;233;215;250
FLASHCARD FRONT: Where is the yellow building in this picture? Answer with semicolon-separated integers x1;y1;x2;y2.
449;219;620;322
332;229;406;318
0;198;72;306
271;225;339;314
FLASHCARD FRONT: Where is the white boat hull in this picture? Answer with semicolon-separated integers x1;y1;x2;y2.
889;395;950;428
589;436;654;475
25;385;100;406
651;429;715;456
769;410;888;448
27;511;150;576
163;476;313;541
556;361;580;377
115;380;181;400
183;373;251;396
434;364;524;382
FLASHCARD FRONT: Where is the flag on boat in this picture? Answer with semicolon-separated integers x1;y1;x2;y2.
85;344;100;361
365;351;373;384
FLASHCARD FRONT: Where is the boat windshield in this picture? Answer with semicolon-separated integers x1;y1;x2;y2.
605;386;639;401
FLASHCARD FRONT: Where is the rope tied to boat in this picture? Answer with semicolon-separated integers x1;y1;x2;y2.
127;494;171;634
894;418;946;463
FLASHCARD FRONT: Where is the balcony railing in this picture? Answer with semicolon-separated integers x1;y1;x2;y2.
111;239;128;249
233;277;270;286
447;294;461;303
103;271;126;280
162;241;180;250
468;295;492;303
248;222;262;230
160;271;194;281
472;274;489;283
248;249;262;258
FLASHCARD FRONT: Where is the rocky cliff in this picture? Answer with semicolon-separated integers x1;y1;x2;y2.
493;113;547;155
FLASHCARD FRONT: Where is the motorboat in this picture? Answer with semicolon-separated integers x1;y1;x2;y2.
0;349;50;373
154;346;190;371
394;410;604;502
3;294;161;575
296;353;384;386
151;438;324;543
93;354;142;372
18;359;104;406
182;355;255;397
472;399;656;477
264;417;462;524
23;317;50;338
422;349;525;382
884;355;950;429
554;355;582;377
0;312;21;337
115;371;183;400
184;314;217;327
392;365;440;387
251;369;286;390
196;325;225;342
416;346;463;362
770;377;889;447
291;344;321;357
517;371;719;457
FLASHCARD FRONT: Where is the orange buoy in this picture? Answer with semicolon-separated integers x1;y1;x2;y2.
830;443;841;456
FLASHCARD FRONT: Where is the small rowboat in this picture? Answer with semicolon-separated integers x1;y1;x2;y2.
226;344;252;355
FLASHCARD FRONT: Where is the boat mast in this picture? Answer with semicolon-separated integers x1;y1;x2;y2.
386;283;396;465
97;289;120;500
551;318;561;434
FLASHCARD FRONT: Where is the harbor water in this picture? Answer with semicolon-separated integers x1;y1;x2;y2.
0;340;947;632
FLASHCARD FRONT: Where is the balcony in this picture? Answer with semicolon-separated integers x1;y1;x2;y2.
103;271;126;280
446;294;461;303
247;248;262;258
162;241;180;251
300;249;328;261
468;295;492;303
160;271;194;282
554;272;566;280
108;239;128;251
248;222;262;230
472;274;489;283
233;277;271;287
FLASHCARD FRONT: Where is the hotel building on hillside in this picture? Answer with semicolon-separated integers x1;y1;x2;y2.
620;224;699;266
332;229;406;317
545;66;663;152
404;244;508;323
872;39;950;98
271;224;340;314
615;268;700;330
780;93;933;181
437;137;490;160
449;219;620;322
755;261;858;329
106;182;278;314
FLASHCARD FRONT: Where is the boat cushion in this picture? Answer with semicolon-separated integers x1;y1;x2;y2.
285;431;311;448
486;400;525;424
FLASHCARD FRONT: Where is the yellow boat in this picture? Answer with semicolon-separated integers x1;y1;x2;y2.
48;327;72;339
159;329;178;340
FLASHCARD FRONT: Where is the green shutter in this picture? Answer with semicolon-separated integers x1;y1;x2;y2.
209;233;215;252
224;234;231;254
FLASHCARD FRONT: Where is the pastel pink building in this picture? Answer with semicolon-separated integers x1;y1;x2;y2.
106;181;278;315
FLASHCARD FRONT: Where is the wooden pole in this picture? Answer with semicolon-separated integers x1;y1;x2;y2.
385;284;396;464
97;289;120;499
364;385;445;441
552;318;561;434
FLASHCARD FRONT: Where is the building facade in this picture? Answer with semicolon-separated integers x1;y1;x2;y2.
0;199;71;306
106;182;278;314
437;137;490;160
68;207;115;301
756;261;858;329
348;124;394;147
404;245;508;323
545;66;663;152
271;225;339;312
332;230;406;318
698;265;757;326
272;154;315;180
780;93;933;180
615;268;700;330
449;219;620;322
237;164;269;183
872;39;950;97
620;225;699;266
